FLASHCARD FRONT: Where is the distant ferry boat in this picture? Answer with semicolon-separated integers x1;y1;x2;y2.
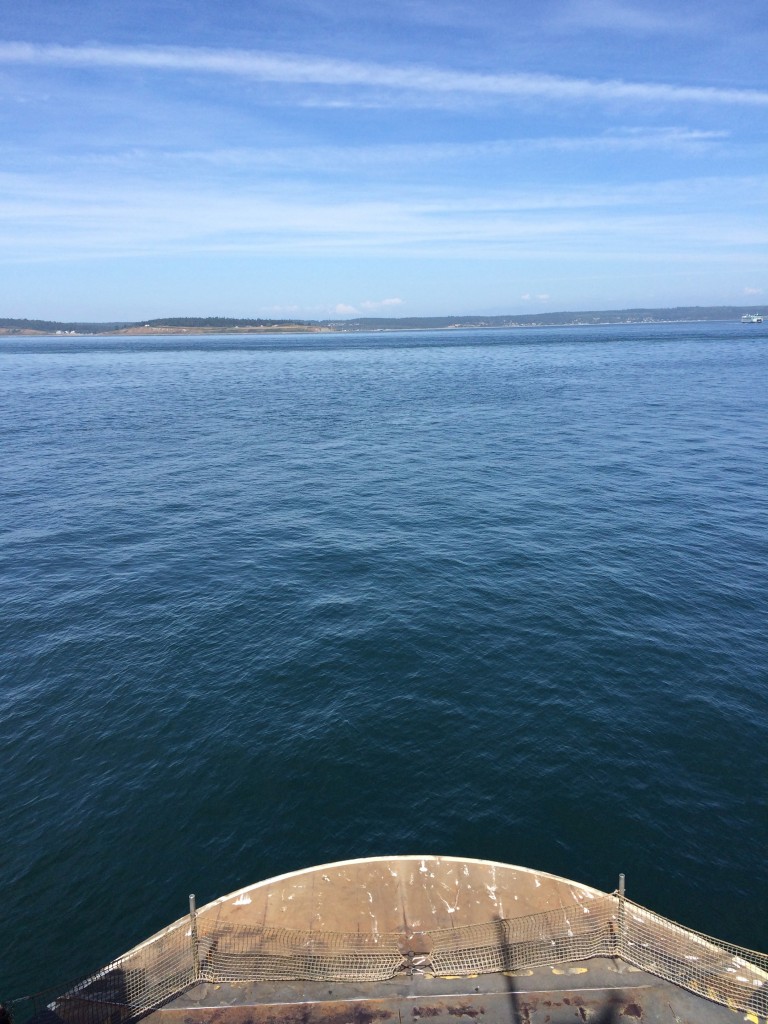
741;313;764;322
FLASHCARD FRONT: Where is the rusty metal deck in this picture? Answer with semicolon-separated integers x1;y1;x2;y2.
148;958;746;1023
21;858;761;1024
193;856;606;937
139;858;754;1024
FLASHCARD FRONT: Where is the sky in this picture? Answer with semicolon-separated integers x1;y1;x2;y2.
0;0;767;320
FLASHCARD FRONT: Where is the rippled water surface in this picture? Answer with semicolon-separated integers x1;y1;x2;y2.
2;322;767;995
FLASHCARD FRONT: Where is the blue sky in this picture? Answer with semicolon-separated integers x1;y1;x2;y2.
1;0;766;320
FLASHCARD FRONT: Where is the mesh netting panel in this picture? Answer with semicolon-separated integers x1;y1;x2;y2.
430;897;619;976
9;892;768;1023
197;923;403;983
620;898;768;1017
14;921;195;1024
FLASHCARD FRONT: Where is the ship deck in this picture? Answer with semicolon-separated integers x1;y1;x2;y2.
187;855;610;934
149;958;745;1024
142;857;758;1024
26;857;763;1024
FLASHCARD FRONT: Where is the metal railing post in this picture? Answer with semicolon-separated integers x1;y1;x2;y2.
617;873;626;960
189;894;200;979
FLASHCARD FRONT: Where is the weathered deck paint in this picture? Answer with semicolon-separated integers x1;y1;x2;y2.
193;856;605;937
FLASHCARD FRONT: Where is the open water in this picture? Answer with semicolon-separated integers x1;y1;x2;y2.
1;321;767;997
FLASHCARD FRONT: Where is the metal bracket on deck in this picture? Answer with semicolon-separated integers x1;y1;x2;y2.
397;932;434;976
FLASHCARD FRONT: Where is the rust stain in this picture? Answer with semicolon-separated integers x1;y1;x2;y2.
622;1004;642;1018
174;1003;394;1024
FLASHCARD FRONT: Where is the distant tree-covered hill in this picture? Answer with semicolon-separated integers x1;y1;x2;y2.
140;317;312;328
0;318;129;333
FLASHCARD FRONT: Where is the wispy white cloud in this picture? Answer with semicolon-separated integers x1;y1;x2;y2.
75;127;730;171
553;0;706;34
544;127;729;149
743;286;763;295
0;169;766;265
1;127;731;192
359;297;404;310
1;42;767;107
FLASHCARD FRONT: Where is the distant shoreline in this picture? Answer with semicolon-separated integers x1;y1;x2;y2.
1;305;766;337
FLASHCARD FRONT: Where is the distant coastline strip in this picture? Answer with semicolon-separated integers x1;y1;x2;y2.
2;307;768;336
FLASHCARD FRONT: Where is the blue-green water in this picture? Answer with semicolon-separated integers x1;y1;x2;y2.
1;322;767;996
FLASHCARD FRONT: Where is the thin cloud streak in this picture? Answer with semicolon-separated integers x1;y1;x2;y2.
553;0;706;34
3;169;764;220
73;128;734;171
1;127;726;182
0;169;765;265
1;42;768;107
